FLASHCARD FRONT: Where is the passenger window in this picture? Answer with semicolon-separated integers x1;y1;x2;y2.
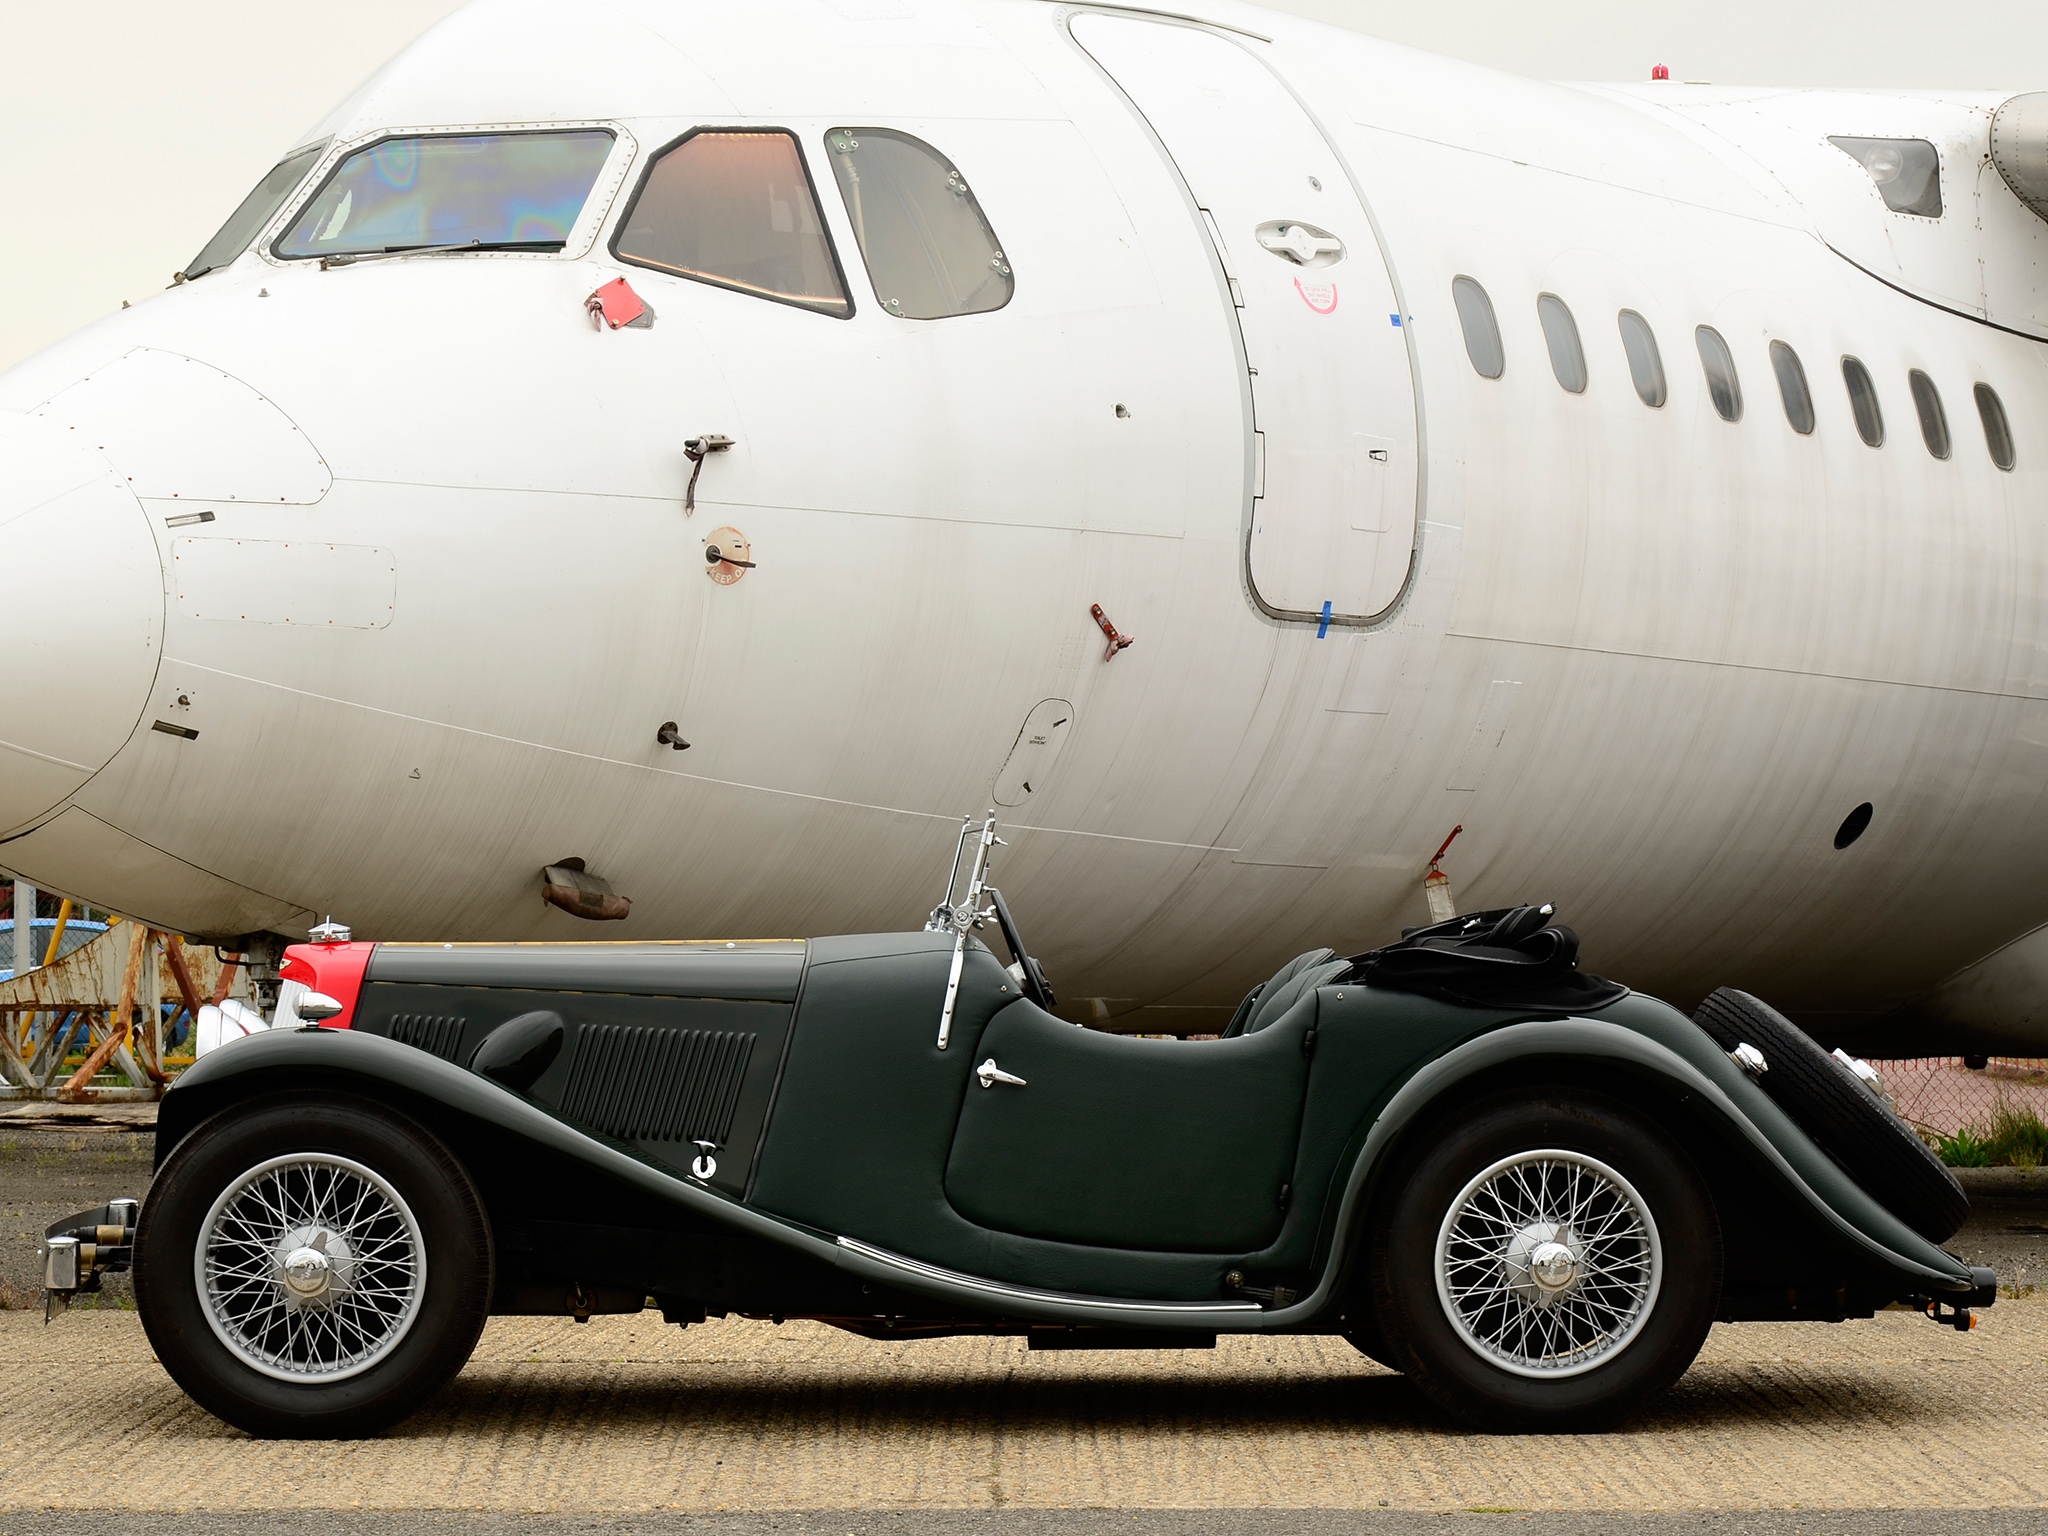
1828;136;1942;218
1976;383;2017;471
614;130;850;317
1908;370;1951;459
277;131;614;260
1695;327;1742;422
1452;276;1504;379
1842;357;1885;447
183;142;326;281
824;129;1012;319
1536;294;1586;393
1769;341;1815;434
1616;310;1666;407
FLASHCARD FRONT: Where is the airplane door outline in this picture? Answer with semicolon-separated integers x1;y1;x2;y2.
1067;10;1428;631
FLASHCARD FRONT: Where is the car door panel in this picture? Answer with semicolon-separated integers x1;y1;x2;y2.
944;996;1315;1253
747;934;1293;1298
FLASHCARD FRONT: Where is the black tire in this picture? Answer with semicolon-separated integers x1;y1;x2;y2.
134;1093;492;1438
1369;1086;1720;1432
1692;988;1968;1243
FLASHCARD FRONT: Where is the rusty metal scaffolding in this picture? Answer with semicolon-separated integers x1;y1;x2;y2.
0;920;253;1101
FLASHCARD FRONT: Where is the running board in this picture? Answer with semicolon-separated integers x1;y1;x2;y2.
834;1235;1265;1323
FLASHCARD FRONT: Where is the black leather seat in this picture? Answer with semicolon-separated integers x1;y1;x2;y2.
1221;948;1347;1037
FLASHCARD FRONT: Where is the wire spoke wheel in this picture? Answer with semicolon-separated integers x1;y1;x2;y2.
1434;1148;1660;1379
196;1153;426;1383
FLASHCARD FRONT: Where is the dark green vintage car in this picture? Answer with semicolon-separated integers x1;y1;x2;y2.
44;819;1990;1437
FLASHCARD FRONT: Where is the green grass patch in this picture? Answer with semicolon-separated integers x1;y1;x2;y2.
1931;1100;2048;1167
1934;1126;1994;1166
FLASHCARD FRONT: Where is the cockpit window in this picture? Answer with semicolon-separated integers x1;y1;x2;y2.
274;131;614;260
181;143;327;281
1828;137;1942;218
1452;277;1504;379
613;130;850;317
1536;294;1586;393
824;129;1012;319
1695;327;1742;422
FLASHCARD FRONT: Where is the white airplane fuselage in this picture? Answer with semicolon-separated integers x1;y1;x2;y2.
4;0;2047;1051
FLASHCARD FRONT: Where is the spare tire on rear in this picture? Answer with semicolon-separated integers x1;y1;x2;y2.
1693;988;1968;1243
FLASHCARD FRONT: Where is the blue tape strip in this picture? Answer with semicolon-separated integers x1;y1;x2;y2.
1317;600;1332;638
1389;313;1402;327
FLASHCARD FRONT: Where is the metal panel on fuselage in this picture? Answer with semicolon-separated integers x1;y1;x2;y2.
1070;11;1418;625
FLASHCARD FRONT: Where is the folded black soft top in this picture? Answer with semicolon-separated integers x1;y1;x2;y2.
1342;903;1629;1012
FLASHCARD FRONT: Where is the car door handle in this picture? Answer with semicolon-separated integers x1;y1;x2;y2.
976;1058;1026;1090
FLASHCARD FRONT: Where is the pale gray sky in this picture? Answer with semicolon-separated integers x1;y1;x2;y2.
2;0;2044;372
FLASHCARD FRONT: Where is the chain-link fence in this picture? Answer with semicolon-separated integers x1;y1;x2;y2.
1870;1057;2048;1159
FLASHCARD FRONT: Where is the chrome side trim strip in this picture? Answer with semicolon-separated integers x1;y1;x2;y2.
835;1236;1265;1316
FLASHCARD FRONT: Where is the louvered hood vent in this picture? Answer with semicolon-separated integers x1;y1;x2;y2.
386;1013;467;1062
559;1024;755;1146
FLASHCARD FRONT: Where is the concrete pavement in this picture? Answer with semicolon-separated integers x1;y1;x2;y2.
2;1302;2044;1516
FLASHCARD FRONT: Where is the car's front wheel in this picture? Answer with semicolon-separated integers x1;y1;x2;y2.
1369;1086;1720;1431
134;1094;492;1437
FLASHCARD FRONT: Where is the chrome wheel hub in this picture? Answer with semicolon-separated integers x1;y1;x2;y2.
1510;1232;1581;1304
196;1154;425;1382
276;1225;355;1309
1435;1149;1661;1379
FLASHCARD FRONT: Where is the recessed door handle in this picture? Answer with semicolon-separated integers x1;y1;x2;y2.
976;1057;1026;1090
1255;221;1345;267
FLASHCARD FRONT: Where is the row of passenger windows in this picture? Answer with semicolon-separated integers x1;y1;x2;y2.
184;127;1015;324
1451;276;2019;471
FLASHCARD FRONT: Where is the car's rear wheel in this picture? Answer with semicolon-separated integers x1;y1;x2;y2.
135;1094;492;1437
1369;1086;1720;1432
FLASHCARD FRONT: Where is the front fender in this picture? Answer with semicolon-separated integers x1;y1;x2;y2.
155;1025;851;1267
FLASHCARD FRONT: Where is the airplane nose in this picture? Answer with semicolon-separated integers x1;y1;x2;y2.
0;411;163;837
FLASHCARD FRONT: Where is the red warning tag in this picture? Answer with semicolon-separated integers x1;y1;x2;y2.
586;277;648;330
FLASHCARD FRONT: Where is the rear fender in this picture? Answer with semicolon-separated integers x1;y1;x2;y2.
1299;1012;1975;1324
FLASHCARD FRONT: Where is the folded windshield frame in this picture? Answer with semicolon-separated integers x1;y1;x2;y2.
271;128;618;264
